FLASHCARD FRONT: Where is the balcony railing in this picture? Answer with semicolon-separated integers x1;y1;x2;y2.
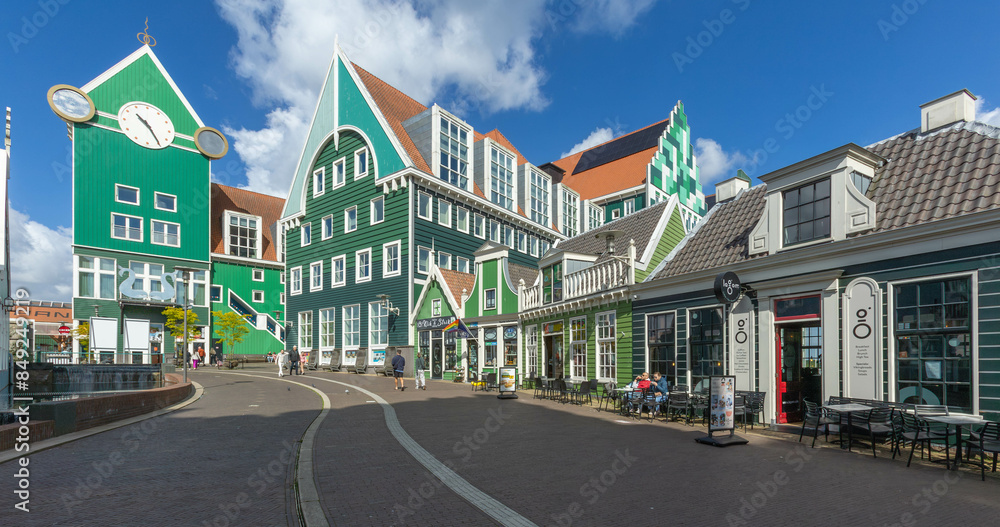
520;240;635;311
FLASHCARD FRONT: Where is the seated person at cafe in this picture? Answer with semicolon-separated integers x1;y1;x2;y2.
651;372;669;401
626;372;652;390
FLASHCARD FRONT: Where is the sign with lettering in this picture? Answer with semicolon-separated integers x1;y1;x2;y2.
714;271;742;304
416;316;455;330
842;277;882;400
729;295;755;392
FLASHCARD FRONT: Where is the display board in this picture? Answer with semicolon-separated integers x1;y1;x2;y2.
90;317;119;351
709;376;736;432
123;318;150;352
499;367;517;393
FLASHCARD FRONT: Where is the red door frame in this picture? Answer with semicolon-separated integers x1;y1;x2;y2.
774;294;821;423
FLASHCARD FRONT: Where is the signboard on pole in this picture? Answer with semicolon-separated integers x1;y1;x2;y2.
696;375;748;447
498;366;518;399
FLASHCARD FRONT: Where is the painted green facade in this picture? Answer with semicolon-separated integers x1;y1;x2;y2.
209;261;284;356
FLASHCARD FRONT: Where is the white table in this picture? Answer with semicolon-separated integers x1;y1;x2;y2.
922;414;985;470
823;403;873;452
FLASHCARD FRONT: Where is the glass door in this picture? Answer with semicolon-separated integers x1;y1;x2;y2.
432;330;444;379
776;324;822;423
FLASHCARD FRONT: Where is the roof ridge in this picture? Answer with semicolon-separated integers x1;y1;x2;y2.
551;118;670;165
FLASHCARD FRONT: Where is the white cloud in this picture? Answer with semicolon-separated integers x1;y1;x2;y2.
976;97;1000;127
694;137;750;186
215;0;653;198
560;127;614;158
8;207;73;302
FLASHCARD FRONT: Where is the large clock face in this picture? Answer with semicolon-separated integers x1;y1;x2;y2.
118;102;174;149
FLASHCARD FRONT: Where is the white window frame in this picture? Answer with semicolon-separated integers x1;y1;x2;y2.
343;304;360;349
333;158;346;189
503;226;514;248
570;316;587;380
369;301;389;347
252;290;264;303
588;203;603;231
526;325;539;377
298;311;313;350
457;257;469;274
438;199;452;228
383;241;401;278
154;191;176;212
596;310;617;381
439;115;471;190
456;207;469;233
371;196;384;225
417;246;431;275
321;214;334;240
331;255;346;287
438;252;452;270
280;292;285;305
151;219;180;247
611;209;621;220
312;166;325;197
224;211;261;259
489;220;500;243
418;192;433;221
280;272;285;284
290;266;302;295
128;261;166;299
301;222;312;247
529;170;550;226
624;200;635;215
310;261;323;292
517;231;527;253
115;184;140;206
319;308;336;351
76;255;117;299
354;147;369;180
111;212;143;242
561;188;580;238
210;284;222;303
474;213;485;239
355;248;372;283
485;288;497;310
432;299;442;317
252;269;265;282
530;236;539;257
345;206;357;233
489;146;515;211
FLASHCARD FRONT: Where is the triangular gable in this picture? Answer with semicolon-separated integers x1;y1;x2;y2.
82;45;204;134
282;43;413;220
638;194;681;270
409;264;463;325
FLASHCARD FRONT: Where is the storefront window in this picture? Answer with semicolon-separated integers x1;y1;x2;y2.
445;330;457;370
570;317;587;379
647;312;676;385
504;326;518;366
895;277;972;409
485;328;498;367
690;307;724;393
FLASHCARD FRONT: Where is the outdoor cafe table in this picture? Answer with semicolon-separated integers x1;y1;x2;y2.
921;414;985;470
823;403;873;452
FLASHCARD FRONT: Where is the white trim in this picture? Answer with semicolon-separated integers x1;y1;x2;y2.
370;196;385;225
153;191;177;212
416;246;431;275
595;309;618;382
342;303;362;349
210;252;282;268
355;248;372;283
210;284;222;303
457;257;470;274
383;240;401;278
290;266;303;295
432;298;443;317
637;196;680;270
344;206;358;233
115;184;140;206
312;166;326;197
473;213;485;239
354;147;370;180
484;288;497;310
222;211;263;260
588;184;645;206
309;260;324;292
321;214;334;240
150;219;181;247
438;251;452;271
417;191;433;220
252;290;265;303
111;212;143;242
456;207;469;234
280;292;286;305
331;255;347;287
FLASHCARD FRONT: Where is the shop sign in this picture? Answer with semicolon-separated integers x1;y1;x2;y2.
543;321;563;334
729;295;754;392
416;316;455;330
714;271;742;304
503;326;517;340
843;277;881;400
709;376;736;432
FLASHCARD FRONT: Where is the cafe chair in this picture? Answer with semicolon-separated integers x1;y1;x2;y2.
800;399;837;447
967;421;1000;481
899;412;952;467
858;407;896;458
469;371;486;392
665;392;690;424
485;373;498;392
597;382;618;412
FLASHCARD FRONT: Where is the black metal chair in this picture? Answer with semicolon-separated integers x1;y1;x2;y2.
745;392;767;429
597;382;618;411
665;392;690;423
573;381;593;406
688;393;710;425
967;421;1000;481
856;407;896;458
900;412;952;467
799;399;836;447
485;372;498;392
469;371;486;392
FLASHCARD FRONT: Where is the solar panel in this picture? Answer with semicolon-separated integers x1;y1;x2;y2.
573;120;669;174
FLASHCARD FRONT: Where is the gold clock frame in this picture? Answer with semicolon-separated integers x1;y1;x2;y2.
46;84;95;123
193;126;229;159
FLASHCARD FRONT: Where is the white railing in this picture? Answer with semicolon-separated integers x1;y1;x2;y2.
519;246;635;312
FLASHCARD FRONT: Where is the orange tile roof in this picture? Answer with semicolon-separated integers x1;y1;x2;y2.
352;63;431;172
482;129;528;166
439;268;476;306
211;183;286;262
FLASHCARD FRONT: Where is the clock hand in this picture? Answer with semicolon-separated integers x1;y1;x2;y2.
136;114;161;145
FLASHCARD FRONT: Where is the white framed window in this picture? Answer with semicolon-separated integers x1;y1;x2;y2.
225;211;261;258
489;220;500;243
343;304;360;348
354;147;369;179
151;220;180;247
310;261;323;291
624;200;635;215
383;241;401;277
417;246;431;274
439;116;470;189
290;266;302;295
280;292;285;304
418;192;432;220
438;252;452;270
183;269;208;307
570;316;587;379
345;206;357;233
301;222;312;246
474;213;485;239
588;203;603;231
154;192;176;212
333;158;346;188
313;167;325;197
280;272;285;284
439;200;452;227
115;184;139;205
517;231;527;253
530;236;539;257
562;189;580;237
252;290;264;303
432;299;442;317
371;196;384;225
503;225;514;248
490;147;515;210
369;301;389;347
356;248;371;283
541;240;551;256
485;289;497;310
597;311;617;381
252;269;264;282
210;285;222;303
322;214;334;240
526;325;539;377
298;311;313;349
611;209;621;220
112;213;142;242
457;257;469;274
319;308;336;350
529;170;550;226
331;255;346;287
77;255;116;299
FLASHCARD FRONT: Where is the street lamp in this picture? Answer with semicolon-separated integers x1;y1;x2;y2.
174;266;200;384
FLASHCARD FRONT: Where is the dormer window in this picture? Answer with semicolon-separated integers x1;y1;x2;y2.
490;147;515;210
561;188;579;237
850;171;872;195
529;170;550;226
440;116;469;189
225;211;261;259
782;178;831;246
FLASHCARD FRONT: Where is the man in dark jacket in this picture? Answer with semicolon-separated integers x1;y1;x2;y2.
289;346;301;375
391;349;405;391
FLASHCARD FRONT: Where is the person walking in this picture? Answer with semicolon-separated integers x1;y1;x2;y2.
392;349;406;391
414;353;426;391
191;347;199;370
277;349;289;377
289;346;301;375
197;346;206;369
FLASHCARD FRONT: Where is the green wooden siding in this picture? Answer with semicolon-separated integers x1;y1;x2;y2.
602;193;646;223
210;261;284;355
337;60;406;178
636;208;686;282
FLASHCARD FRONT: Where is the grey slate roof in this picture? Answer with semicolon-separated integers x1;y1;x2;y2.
507;261;538;289
554;200;671;265
651;119;1000;281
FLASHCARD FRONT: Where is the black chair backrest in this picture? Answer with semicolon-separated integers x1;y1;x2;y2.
867;407;893;424
589;379;599;391
673;384;689;393
578;382;591;395
980;421;1000;441
914;405;949;416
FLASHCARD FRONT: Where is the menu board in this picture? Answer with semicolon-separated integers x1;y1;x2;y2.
499;366;517;393
709;376;736;432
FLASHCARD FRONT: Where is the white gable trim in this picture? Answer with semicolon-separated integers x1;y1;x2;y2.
408;264;462;325
82;45;204;128
637;195;680;271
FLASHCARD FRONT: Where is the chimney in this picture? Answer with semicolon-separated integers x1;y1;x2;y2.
920;89;976;133
715;169;751;202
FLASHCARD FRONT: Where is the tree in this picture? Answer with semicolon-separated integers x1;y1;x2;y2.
212;310;251;356
72;321;90;345
162;306;200;341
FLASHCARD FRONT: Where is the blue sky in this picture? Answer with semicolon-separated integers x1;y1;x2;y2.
3;0;1000;300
